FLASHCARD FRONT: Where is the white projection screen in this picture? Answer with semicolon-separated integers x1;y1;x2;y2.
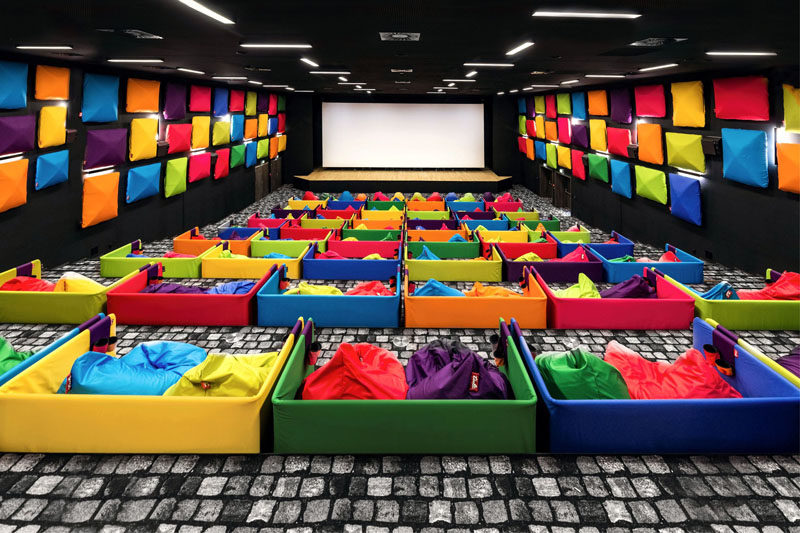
322;102;485;168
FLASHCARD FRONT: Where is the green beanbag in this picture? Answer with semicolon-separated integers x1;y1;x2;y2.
536;348;631;400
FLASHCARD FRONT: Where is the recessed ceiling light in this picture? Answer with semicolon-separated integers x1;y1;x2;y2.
706;51;777;56
121;29;164;40
338;82;366;85
394;80;411;84
585;74;625;78
286;87;295;91
355;85;362;89
338;76;348;82
497;91;505;95
248;80;262;85
261;84;289;88
532;10;641;19
530;70;553;75
354;88;374;91
240;43;313;48
443;79;476;82
212;76;247;80
433;86;458;90
638;63;678;72
508;89;519;93
16;45;73;50
295;90;314;93
177;67;205;75
505;41;534;56
427;91;446;94
310;71;350;75
561;79;579;85
463;63;514;67
178;0;235;24
107;58;163;63
465;71;478;78
530;84;559;88
391;68;413;73
522;87;534;91
447;82;455;87
300;57;319;67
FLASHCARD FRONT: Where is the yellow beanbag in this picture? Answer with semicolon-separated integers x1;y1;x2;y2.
164;352;279;397
53;272;106;293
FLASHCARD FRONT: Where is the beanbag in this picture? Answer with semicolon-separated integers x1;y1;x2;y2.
302;343;408;400
557;145;571;169
737;271;800;301
545;121;557;141
284;283;343;296
429;192;442;201
164;352;278;397
634;85;666;117
464;282;520;298
600;275;657;299
534;140;547;160
690;282;739;301
536;348;630;400
374;191;390;201
262;253;292;259
546;94;556;118
345;281;394;296
722;128;768;188
0;337;34;375
534;95;545;114
571;149;586;180
448;234;467;243
553;273;600;298
526;119;536;137
302;191;318;200
60;342;208;395
416;246;441;260
535;116;545;139
518;115;526;135
605;341;742;400
552;247;592;263
391;192;405;201
406;340;511;400
0;276;55;292
776;347;800;378
53;272;105;293
546;143;557;168
713;76;769;121
460;192;476;201
671;81;705;128
414;279;464;297
355;193;368;201
557;117;571;144
206;281;256;295
141;283;206;295
514;252;543;262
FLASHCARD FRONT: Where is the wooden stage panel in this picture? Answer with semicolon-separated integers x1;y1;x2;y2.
294;169;512;193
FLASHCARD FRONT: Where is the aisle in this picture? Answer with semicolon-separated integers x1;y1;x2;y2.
0;184;797;531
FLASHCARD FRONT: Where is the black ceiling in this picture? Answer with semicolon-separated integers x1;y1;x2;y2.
1;1;798;95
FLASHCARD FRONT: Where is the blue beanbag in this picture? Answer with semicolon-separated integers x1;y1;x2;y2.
414;279;465;297
571;92;587;120
213;88;229;117
339;190;354;202
669;173;702;226
0;61;27;109
535;140;547;161
35;150;69;190
610;160;632;199
445;192;458;202
206;281;256;294
245;141;257;167
230;114;244;142
82;73;119;122
263;252;292;259
58;341;207;395
126;162;161;203
448;234;468;243
690;282;739;301
416;246;441;260
721;128;768;188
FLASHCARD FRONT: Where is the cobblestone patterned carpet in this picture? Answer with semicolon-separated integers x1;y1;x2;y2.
0;184;798;532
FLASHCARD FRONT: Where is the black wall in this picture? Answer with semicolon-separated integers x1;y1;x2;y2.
0;54;291;271
509;67;800;276
283;94;314;179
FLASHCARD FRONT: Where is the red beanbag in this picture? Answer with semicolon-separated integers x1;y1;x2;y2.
230;90;244;112
737;271;800;300
517;136;527;153
301;343;408;400
571;149;585;180
713;76;769;121
546;94;556;118
345;281;395;296
166;123;192;154
557;117;571;144
634;85;666;117
605;341;742;400
188;152;211;182
302;191;318;200
214;148;230;179
0;276;55;292
607;127;632;157
526;119;536;137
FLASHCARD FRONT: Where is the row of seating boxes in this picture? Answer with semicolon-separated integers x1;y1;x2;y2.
0;314;796;454
286;197;526;214
3;257;798;330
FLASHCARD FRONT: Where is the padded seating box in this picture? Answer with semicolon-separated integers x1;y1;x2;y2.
257;266;401;327
360;209;405;221
315;208;360;220
106;263;272;326
245;213;288;240
366;200;405;210
0;318;84;387
537;268;695;329
406;228;480;257
485;200;523;212
445;200;484;212
496;244;604;283
407;219;460;230
0;314;300;453
476;229;558;259
173;227;264;256
406;210;451;221
406;200;445;211
270;208;316;219
203;241;308;279
100;241;219;278
326;200;365;210
516;318;800;453
405;266;547;329
665;269;800;330
406;245;502;282
535;228;634;257
340;228;402;241
327;236;402;260
457;215;510;232
351;218;404;230
271;318;537;453
0;261;137;324
503;211;561;232
287;198;327;210
592;244;704;283
302;242;402;280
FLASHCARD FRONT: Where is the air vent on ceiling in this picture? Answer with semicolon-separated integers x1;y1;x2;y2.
379;32;420;41
122;29;163;40
629;37;687;47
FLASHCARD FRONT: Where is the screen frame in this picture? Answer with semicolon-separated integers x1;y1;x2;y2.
313;94;493;170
